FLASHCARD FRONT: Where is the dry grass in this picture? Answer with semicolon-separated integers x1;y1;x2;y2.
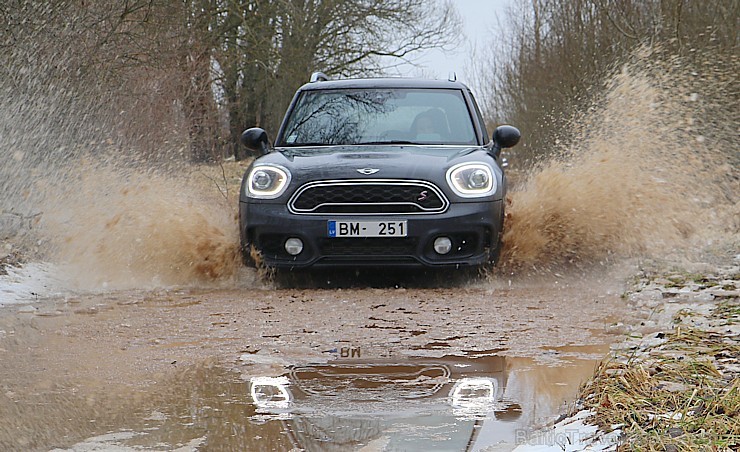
580;301;740;451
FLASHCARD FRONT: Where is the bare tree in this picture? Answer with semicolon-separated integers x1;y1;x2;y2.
475;0;738;165
210;0;462;159
1;0;461;162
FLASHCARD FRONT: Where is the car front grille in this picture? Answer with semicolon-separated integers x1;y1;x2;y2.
288;179;449;215
289;364;451;399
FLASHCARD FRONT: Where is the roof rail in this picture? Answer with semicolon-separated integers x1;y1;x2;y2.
448;71;457;82
309;71;330;82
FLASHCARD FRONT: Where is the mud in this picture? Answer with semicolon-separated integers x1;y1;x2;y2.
0;269;634;451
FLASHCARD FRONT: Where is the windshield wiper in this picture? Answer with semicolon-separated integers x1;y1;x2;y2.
281;142;335;147
354;140;417;145
282;140;420;147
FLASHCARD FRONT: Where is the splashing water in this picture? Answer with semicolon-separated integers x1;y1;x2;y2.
3;158;241;292
3;162;244;298
499;51;738;273
0;26;242;292
1;49;736;293
39;163;241;290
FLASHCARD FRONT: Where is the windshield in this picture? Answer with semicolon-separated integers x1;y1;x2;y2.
278;88;478;146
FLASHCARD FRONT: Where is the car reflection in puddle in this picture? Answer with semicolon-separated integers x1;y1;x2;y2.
248;354;524;451
40;349;604;451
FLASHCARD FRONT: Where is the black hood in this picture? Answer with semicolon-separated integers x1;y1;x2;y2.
255;145;489;182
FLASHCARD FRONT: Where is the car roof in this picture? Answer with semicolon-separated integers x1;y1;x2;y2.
297;77;471;92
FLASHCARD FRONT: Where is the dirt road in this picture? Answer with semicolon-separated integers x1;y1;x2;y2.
0;268;635;451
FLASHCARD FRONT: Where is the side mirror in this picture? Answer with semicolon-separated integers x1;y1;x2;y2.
241;127;270;155
493;125;521;150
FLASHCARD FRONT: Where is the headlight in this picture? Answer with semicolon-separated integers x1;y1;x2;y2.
446;163;496;197
449;377;498;417
245;164;291;199
250;376;292;408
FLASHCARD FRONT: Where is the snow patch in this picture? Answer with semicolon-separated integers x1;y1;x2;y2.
0;262;72;306
49;431;206;451
512;410;621;451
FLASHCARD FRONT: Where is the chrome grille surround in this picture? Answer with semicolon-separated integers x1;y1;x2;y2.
288;179;449;215
289;363;451;399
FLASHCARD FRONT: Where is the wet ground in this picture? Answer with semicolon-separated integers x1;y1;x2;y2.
0;267;636;451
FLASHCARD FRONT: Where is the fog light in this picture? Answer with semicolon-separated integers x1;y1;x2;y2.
434;237;452;255
284;238;303;255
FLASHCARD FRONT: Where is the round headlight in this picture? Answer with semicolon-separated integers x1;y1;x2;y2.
245;165;291;199
446;163;496;197
252;170;272;190
469;169;489;188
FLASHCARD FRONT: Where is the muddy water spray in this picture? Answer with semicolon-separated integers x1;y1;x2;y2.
1;46;240;290
2;49;736;290
2;155;240;290
40;164;240;289
499;53;738;273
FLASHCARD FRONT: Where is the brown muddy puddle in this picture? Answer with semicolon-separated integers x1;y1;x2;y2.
24;350;604;451
0;278;631;451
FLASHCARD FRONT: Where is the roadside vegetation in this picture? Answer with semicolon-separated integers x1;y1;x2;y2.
472;0;737;166
0;0;460;164
578;265;740;450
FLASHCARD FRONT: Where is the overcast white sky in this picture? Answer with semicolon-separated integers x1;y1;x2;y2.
388;0;513;83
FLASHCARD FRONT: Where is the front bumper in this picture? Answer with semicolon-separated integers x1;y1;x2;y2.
239;200;504;269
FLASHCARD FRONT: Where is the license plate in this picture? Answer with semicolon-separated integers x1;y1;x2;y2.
328;220;407;237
